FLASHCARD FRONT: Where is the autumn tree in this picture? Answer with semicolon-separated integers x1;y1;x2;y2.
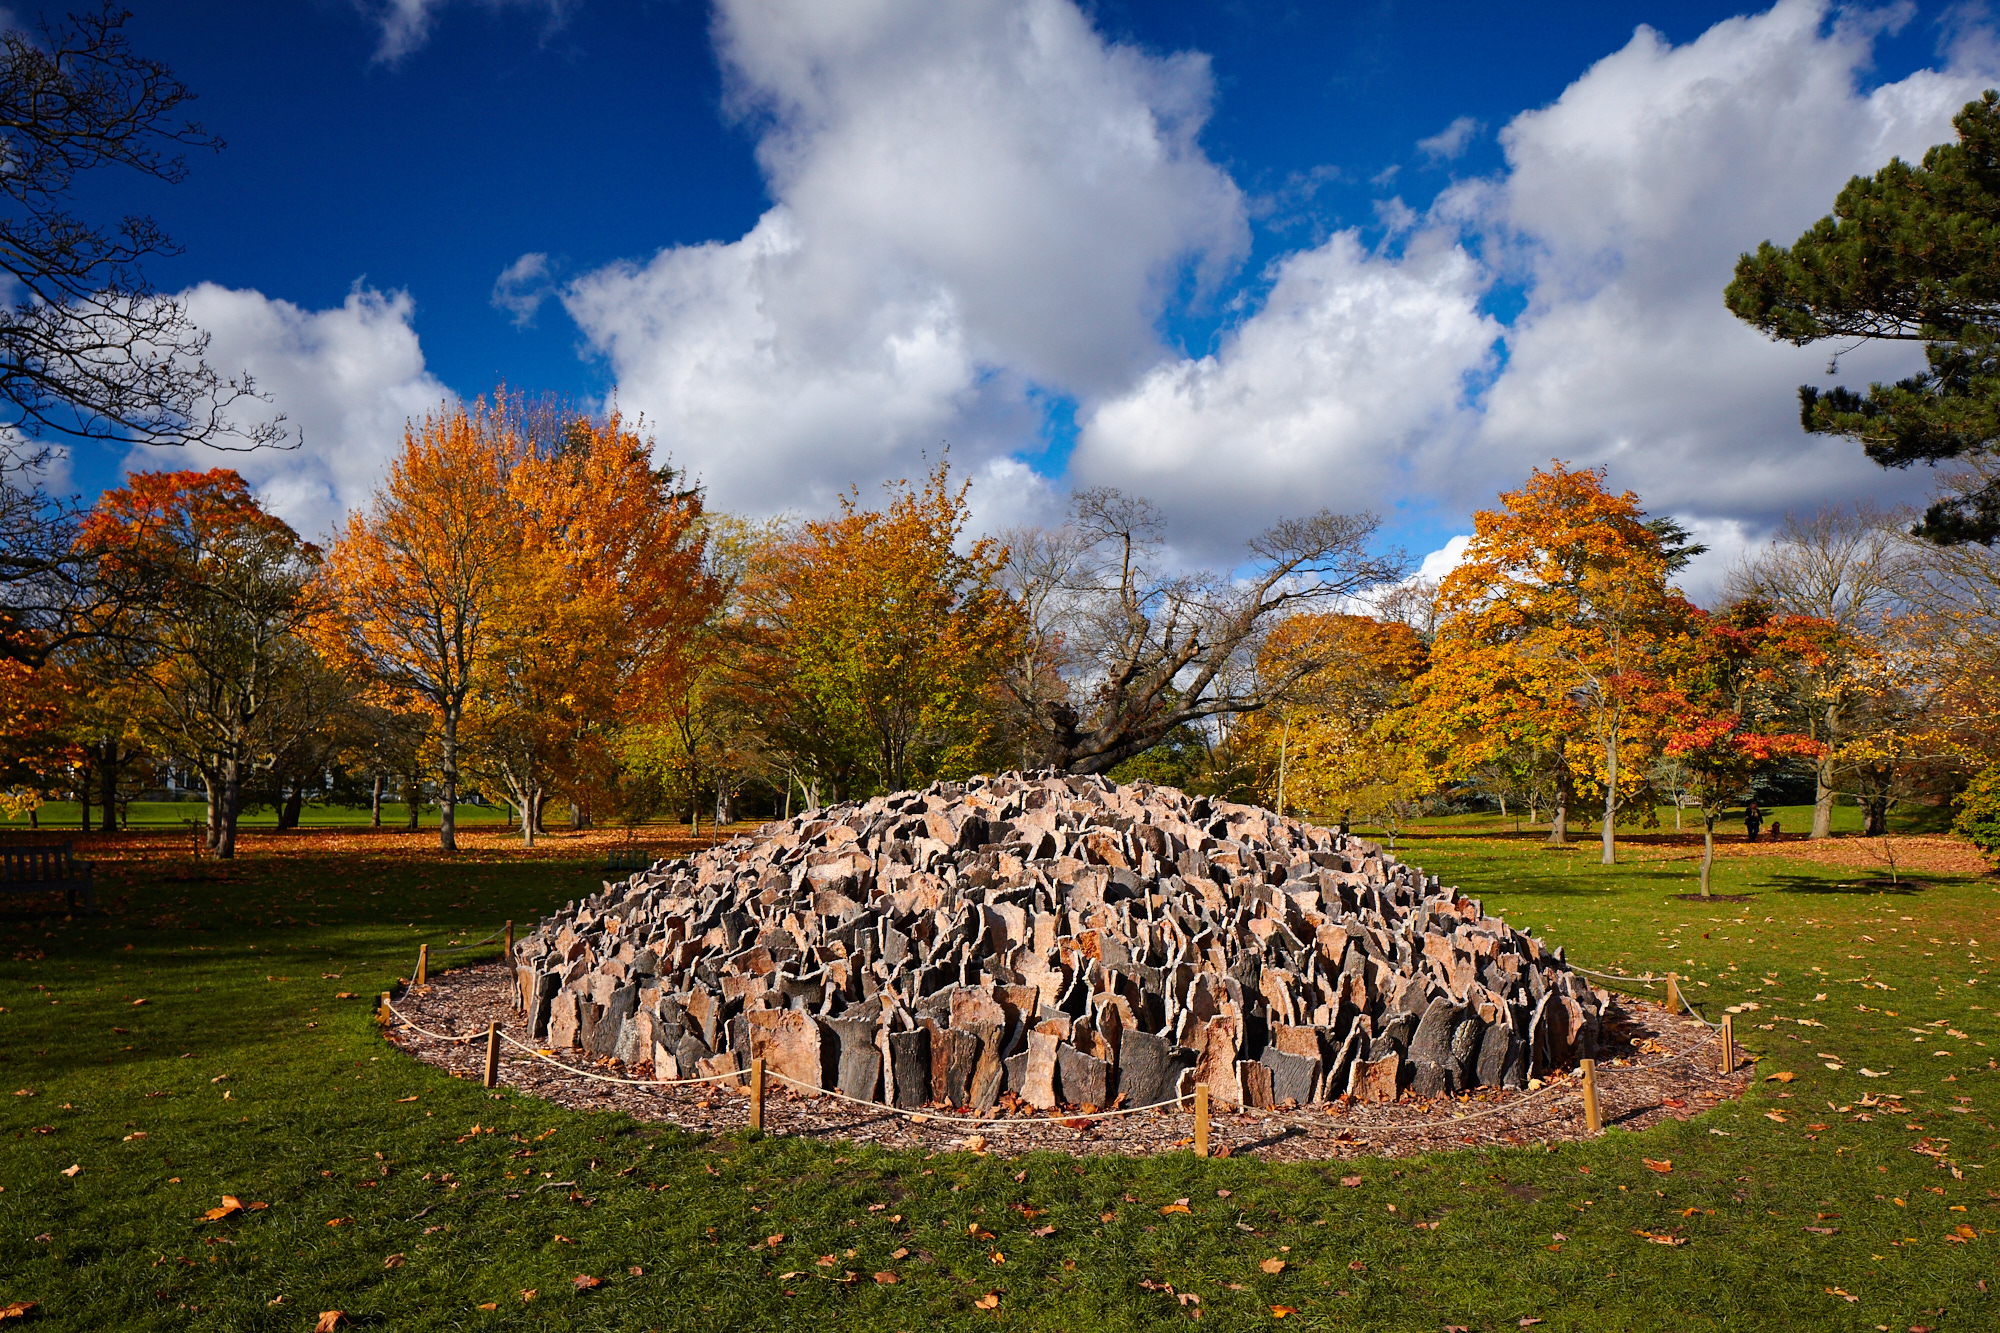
1237;613;1427;834
1664;604;1825;895
81;469;322;857
321;402;518;852
461;410;716;844
734;463;1018;800
1725;503;1910;837
1410;463;1695;864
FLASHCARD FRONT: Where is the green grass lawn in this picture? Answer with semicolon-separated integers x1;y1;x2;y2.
3;799;518;832
1;817;1996;1331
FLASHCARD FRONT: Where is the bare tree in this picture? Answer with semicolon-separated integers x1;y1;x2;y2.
1725;503;1911;838
1007;488;1405;775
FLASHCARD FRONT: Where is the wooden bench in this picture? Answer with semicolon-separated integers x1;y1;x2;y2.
1;843;96;913
605;847;653;873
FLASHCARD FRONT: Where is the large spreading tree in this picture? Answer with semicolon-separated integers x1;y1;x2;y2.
1726;90;2000;544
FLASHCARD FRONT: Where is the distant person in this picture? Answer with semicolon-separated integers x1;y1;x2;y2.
1744;801;1762;842
1768;819;1781;842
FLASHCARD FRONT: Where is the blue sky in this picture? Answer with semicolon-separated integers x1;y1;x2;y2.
46;0;2000;589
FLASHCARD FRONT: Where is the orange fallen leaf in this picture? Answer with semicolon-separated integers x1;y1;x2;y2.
477;1303;497;1311
1260;1258;1287;1274
395;1096;418;1103
1271;1306;1297;1318
765;1234;785;1247
384;1253;404;1268
1825;1287;1858;1303
315;1314;344;1332
628;1266;643;1276
974;1292;1000;1310
991;1250;1005;1264
572;1274;601;1291
520;1289;537;1302
1160;1204;1191;1215
1642;1159;1672;1174
1765;1071;1794;1083
0;1303;36;1321
59;1165;79;1178
1339;1175;1362;1187
874;1271;899;1284
1520;1321;1543;1328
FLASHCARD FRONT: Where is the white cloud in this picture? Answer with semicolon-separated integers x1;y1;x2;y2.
127;283;450;543
1068;0;1999;559
1415;534;1472;583
1070;231;1499;551
1470;0;1997;531
1417;115;1482;161
491;251;555;326
562;0;1246;517
361;0;574;65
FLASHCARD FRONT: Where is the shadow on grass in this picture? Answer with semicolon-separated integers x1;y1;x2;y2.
1763;872;1926;896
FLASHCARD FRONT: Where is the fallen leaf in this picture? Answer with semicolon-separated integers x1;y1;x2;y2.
1764;1112;1788;1123
1340;1175;1362;1188
395;1095;418;1103
1859;1068;1886;1078
874;1271;899;1284
628;1266;643;1277
963;1135;987;1154
991;1250;1005;1264
520;1289;537;1302
1101;1211;1118;1222
892;1247;909;1259
766;1234;785;1247
572;1274;601;1291
384;1253;404;1268
1030;1225;1055;1237
1161;1203;1191;1215
1260;1258;1287;1274
1642;1159;1672;1173
0;1303;36;1321
315;1314;344;1332
1804;1226;1837;1235
1271;1306;1297;1318
974;1292;1000;1310
132;998;148;1006
1765;1071;1795;1083
59;1164;79;1178
1826;1287;1858;1303
1348;1260;1367;1271
1521;1320;1544;1328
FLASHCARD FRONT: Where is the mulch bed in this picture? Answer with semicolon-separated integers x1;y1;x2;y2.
386;961;1748;1163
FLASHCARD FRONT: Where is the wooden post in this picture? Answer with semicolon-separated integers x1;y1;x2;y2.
749;1056;765;1132
1666;973;1681;1016
377;992;392;1026
417;943;429;986
1720;1015;1735;1073
1580;1058;1601;1133
483;1022;500;1089
1193;1083;1210;1159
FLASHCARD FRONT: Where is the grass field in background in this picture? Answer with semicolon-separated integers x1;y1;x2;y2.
0;811;1995;1331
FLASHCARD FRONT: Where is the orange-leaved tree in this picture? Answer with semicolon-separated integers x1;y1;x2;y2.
320;401;518;852
1411;463;1695;864
1664;603;1827;894
733;461;1020;799
462;410;718;843
80;469;323;857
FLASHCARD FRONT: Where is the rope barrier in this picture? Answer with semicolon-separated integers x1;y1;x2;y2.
388;933;1745;1134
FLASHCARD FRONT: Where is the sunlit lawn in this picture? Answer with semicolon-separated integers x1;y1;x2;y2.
1;804;1995;1330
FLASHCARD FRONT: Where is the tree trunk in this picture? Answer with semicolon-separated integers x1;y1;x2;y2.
570;802;584;831
1546;745;1569;845
439;710;459;853
217;758;242;860
715;785;732;829
1699;814;1715;897
404;775;421;831
1863;794;1888;837
99;741;120;838
78;764;92;832
1600;727;1618;866
1275;708;1290;818
205;776;222;851
370;773;384;830
280;779;304;831
1810;705;1837;840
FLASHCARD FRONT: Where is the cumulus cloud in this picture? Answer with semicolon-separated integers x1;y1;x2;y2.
1071;232;1498;545
1470;0;1998;531
491;251;556;326
562;0;1246;517
126;283;450;543
1071;0;1999;556
1417;115;1482;161
361;0;574;65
